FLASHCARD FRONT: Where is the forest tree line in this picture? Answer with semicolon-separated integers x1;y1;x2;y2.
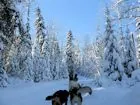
0;0;140;87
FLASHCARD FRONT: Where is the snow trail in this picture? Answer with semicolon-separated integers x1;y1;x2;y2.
1;78;139;105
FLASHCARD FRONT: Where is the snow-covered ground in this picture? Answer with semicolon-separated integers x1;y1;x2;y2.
1;77;140;105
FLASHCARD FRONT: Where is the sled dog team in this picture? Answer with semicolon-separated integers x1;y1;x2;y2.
45;74;92;105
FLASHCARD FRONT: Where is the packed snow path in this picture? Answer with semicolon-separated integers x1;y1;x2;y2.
1;78;140;105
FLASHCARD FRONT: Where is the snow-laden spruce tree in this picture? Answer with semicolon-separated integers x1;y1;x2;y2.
136;17;140;66
49;35;61;80
35;7;46;54
95;26;104;60
59;45;68;79
32;7;46;82
136;17;140;30
0;0;17;44
95;26;104;73
0;38;8;87
124;27;138;78
4;12;33;81
81;37;91;77
43;25;62;80
81;42;97;78
54;39;61;80
93;31;104;86
81;39;103;79
0;0;19;72
66;30;75;79
103;6;124;81
42;37;52;80
118;27;125;63
16;14;33;81
32;41;43;82
5;39;20;77
73;40;81;74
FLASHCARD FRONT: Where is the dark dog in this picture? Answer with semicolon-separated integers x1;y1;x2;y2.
45;90;69;105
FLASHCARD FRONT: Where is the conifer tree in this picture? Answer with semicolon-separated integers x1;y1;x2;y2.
124;27;138;78
0;37;8;87
5;39;20;77
103;6;124;81
73;40;81;73
0;0;19;71
42;37;52;80
59;44;68;79
119;27;125;64
32;7;46;82
66;30;75;79
49;35;60;80
16;13;33;81
32;41;42;82
35;7;46;53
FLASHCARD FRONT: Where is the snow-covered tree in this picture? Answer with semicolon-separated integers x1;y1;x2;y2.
94;31;104;86
0;37;8;87
26;0;31;38
136;17;140;30
15;14;33;81
118;27;125;63
124;27;138;78
32;7;48;82
5;39;20;77
0;0;17;43
32;7;46;82
80;32;103;85
66;30;75;79
43;24;62;80
0;0;19;71
82;43;97;78
113;0;139;23
112;0;140;69
73;40;81;74
136;34;140;66
42;37;52;80
95;26;104;71
0;0;34;81
35;7;46;54
0;59;8;87
103;6;124;81
136;17;140;66
49;35;61;80
3;12;33;81
32;41;43;82
113;0;140;67
96;27;104;54
59;44;68;79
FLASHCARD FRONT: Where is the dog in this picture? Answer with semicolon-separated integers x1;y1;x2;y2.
69;74;81;92
69;74;92;105
77;86;92;95
69;80;81;91
69;86;92;105
45;90;69;105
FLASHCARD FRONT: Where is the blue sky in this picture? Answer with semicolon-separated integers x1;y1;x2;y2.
30;0;111;47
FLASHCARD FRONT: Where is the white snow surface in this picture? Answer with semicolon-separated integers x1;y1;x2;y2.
1;77;140;105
